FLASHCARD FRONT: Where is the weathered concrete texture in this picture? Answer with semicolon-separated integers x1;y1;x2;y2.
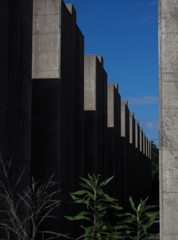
84;55;108;178
121;100;130;210
32;0;84;236
159;0;178;239
107;84;121;202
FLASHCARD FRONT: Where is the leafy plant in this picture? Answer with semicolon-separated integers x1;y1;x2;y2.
0;153;71;240
116;196;159;240
65;174;124;240
150;140;159;181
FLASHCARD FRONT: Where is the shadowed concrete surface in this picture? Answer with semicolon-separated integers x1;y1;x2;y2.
0;0;32;236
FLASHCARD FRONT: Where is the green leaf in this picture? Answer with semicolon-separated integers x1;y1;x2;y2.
129;196;136;212
123;215;136;223
140;205;157;214
114;225;132;230
99;175;114;187
79;176;94;189
79;182;92;190
137;203;142;213
143;217;156;229
71;190;91;195
144;211;159;218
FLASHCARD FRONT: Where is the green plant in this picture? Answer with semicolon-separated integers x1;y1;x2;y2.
65;174;124;240
0;153;71;240
150;140;159;181
117;196;159;240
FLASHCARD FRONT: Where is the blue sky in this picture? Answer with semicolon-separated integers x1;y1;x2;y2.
64;0;158;145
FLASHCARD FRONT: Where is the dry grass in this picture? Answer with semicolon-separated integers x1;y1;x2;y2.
0;153;72;240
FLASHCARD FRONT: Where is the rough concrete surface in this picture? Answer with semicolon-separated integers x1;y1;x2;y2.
159;0;178;239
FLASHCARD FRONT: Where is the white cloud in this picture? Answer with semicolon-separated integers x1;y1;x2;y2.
127;96;158;106
140;119;158;133
149;1;157;6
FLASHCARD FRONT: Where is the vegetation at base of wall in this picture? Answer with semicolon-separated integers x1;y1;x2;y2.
65;174;127;240
115;197;159;240
151;140;159;181
0;153;159;240
0;153;71;240
66;174;158;240
66;174;159;240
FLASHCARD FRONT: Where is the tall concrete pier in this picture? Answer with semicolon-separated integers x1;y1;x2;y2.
32;0;84;235
84;55;108;178
107;84;121;201
159;0;178;239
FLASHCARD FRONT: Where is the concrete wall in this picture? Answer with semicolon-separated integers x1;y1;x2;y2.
0;0;153;237
159;0;178;239
0;0;32;234
32;0;84;236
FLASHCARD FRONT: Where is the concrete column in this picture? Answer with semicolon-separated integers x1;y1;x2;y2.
121;100;130;210
135;121;140;204
143;133;146;197
84;55;107;178
107;83;121;202
159;0;178;238
129;112;135;201
32;1;84;236
139;128;144;198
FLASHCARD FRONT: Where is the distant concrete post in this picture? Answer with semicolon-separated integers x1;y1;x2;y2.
139;128;144;198
135;121;140;204
129;112;135;201
121;100;130;210
107;83;121;201
159;0;178;238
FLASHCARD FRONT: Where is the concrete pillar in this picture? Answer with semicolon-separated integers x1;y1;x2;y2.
139;128;144;198
32;1;84;236
129;112;135;201
159;0;178;238
143;133;146;196
121;100;130;210
107;83;121;202
135;121;140;204
84;55;107;178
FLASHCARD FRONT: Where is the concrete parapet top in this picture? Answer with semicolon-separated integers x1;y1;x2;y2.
97;55;103;66
66;3;76;22
108;83;118;91
121;100;128;106
130;112;134;117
